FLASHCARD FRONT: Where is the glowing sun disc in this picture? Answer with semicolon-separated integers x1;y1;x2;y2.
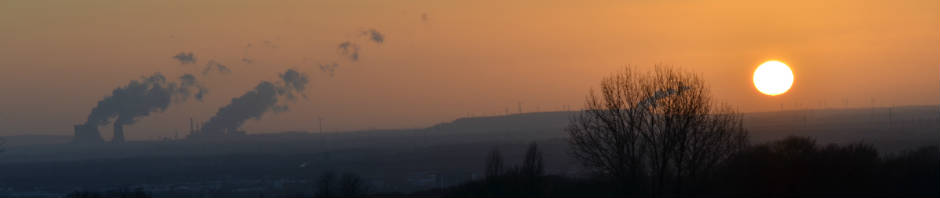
753;60;793;96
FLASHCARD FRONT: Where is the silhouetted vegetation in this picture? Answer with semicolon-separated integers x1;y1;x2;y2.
66;188;150;198
315;171;336;198
339;172;369;197
0;64;933;197
445;142;561;197
716;136;939;197
444;137;939;197
484;148;503;180
567;66;748;196
441;66;938;197
315;171;369;198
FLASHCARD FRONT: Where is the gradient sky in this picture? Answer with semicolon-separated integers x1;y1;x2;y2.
1;0;937;139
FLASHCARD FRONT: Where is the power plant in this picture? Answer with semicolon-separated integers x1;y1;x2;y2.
187;119;247;139
72;73;207;144
71;69;308;143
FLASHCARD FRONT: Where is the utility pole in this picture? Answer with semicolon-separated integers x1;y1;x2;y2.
518;102;523;114
888;105;894;128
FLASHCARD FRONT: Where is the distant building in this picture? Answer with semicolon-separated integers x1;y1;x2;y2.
186;120;247;139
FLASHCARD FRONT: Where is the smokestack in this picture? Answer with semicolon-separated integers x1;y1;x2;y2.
190;118;194;134
112;122;125;143
75;73;206;144
73;124;103;143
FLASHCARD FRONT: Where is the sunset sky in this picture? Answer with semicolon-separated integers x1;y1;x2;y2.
1;0;937;139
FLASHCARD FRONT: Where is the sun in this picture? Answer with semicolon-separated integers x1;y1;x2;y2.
753;60;794;96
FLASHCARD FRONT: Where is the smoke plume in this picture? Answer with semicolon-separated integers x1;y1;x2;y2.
636;86;691;110
202;60;232;76
80;73;207;142
262;40;279;49
172;52;196;64
335;29;384;62
362;29;384;44
319;62;339;77
337;41;360;61
195;69;309;136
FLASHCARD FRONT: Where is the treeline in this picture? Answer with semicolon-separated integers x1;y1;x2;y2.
440;142;619;197
716;136;939;197
66;188;150;198
313;171;369;198
443;137;939;197
64;171;370;198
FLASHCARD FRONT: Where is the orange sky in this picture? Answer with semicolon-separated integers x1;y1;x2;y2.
0;0;937;139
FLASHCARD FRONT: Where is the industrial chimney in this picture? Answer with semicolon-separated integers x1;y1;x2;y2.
73;124;103;144
112;122;125;143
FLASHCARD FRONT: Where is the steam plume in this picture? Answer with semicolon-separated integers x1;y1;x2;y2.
195;69;309;136
362;29;384;44
319;62;339;77
337;41;360;61
636;86;691;110
320;28;385;76
78;73;207;143
262;40;279;49
202;60;232;76
172;52;196;64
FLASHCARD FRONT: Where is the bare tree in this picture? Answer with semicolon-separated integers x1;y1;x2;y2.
339;172;368;197
485;148;504;180
521;142;544;178
567;65;748;196
316;171;336;198
521;142;545;196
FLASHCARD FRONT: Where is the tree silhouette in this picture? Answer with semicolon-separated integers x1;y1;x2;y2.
339;172;368;197
520;142;545;196
521;142;544;179
714;136;939;197
567;65;748;196
66;188;151;198
316;171;336;198
485;148;504;180
315;171;369;198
